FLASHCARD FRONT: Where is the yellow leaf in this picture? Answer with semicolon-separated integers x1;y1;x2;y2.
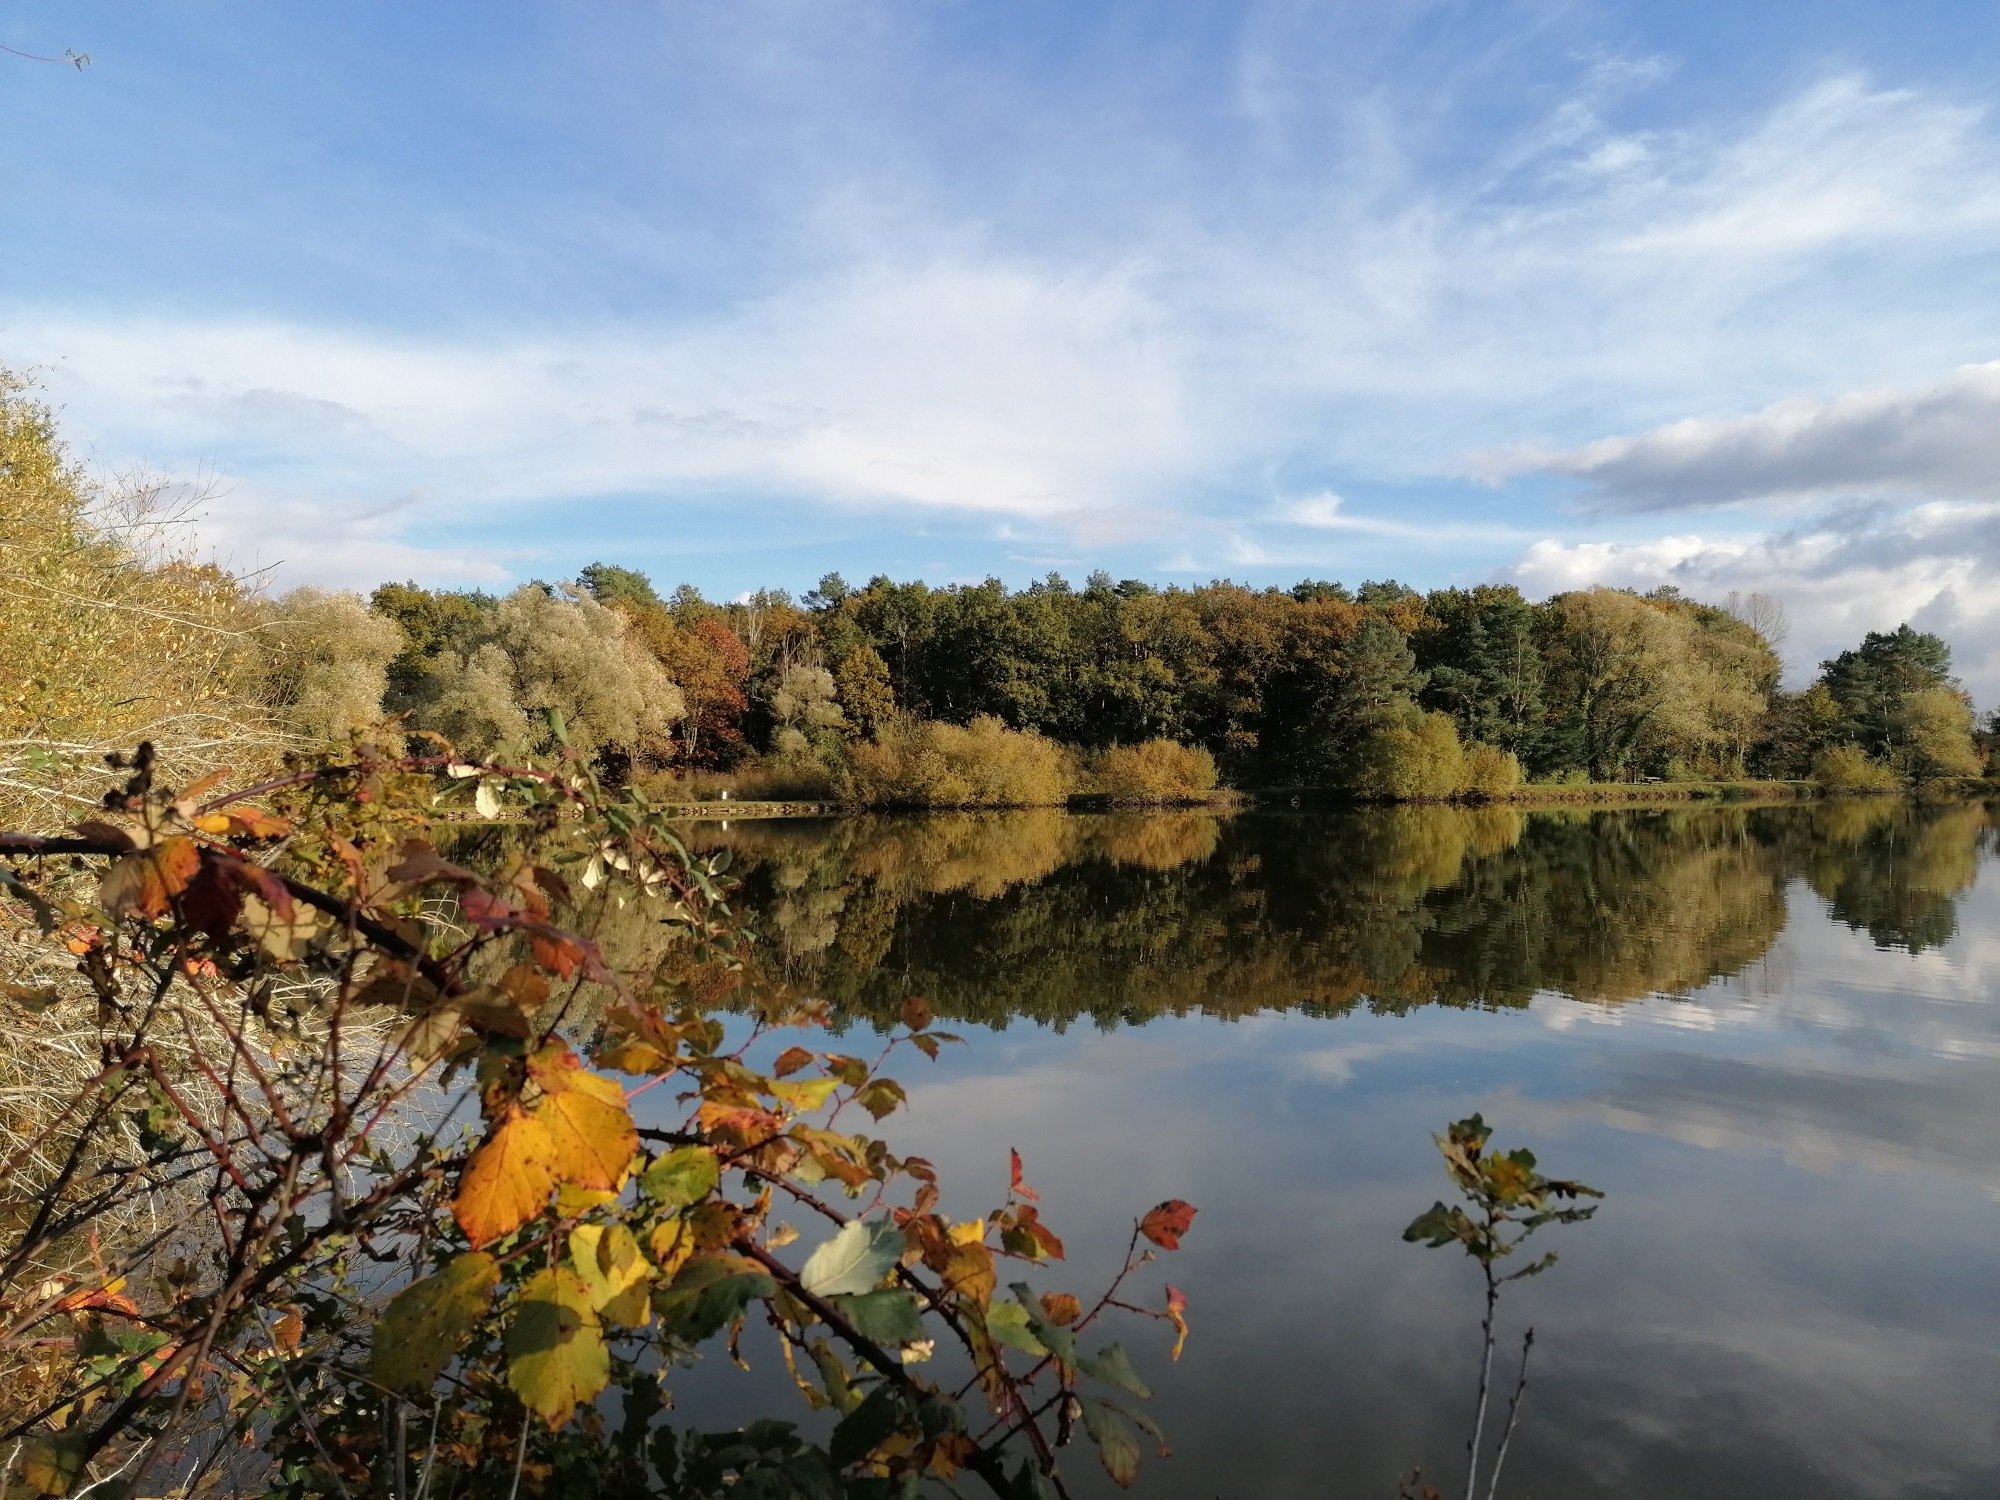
368;1252;499;1394
505;1267;609;1428
18;1435;83;1495
553;1184;618;1217
569;1223;653;1327
941;1242;996;1308
948;1219;987;1247
771;1076;839;1112
192;813;233;834
454;1110;558;1248
648;1215;694;1280
529;1050;637;1192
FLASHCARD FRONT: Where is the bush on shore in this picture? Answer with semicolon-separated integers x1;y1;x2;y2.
842;714;1074;807
1813;744;1902;792
1084;739;1220;803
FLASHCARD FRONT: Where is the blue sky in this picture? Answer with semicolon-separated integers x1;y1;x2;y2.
8;2;2000;692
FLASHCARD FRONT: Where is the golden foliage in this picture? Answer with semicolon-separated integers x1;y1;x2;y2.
0;371;275;826
842;715;1075;807
1086;739;1219;803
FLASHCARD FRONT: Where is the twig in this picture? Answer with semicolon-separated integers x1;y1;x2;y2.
1483;1328;1534;1500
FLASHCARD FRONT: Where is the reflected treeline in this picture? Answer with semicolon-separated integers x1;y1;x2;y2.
690;799;1997;1030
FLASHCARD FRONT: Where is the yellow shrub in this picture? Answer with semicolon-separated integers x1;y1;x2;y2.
1813;744;1901;792
1459;741;1524;795
842;715;1074;807
1349;711;1465;799
1086;740;1219;803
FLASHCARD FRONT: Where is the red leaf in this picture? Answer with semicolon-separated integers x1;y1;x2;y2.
1138;1200;1196;1251
1009;1148;1039;1203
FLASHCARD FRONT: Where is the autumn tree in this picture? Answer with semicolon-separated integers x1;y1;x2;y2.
833;643;895;736
247;587;405;745
405;584;684;768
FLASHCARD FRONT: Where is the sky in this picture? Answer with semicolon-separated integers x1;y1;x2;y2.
7;1;2000;696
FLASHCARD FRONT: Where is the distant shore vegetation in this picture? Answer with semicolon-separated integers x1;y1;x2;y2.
4;371;1992;824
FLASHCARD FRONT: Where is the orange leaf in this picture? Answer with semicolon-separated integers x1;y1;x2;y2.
222;806;290;839
900;996;933;1032
454;1109;558;1247
1040;1291;1081;1327
99;837;201;919
1138;1200;1197;1251
772;1046;815;1079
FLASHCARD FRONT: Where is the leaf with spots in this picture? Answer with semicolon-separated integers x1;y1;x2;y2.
505;1267;609;1428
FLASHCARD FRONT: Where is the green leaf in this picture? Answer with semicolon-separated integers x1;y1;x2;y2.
852;1078;907;1121
639;1144;720;1208
983;1300;1047;1357
653;1256;777;1341
1009;1282;1076;1370
1080;1341;1151;1400
800;1216;903;1298
506;1267;610;1428
1401;1201;1473;1248
19;1435;84;1496
831;1289;925;1347
368;1252;500;1394
1009;1458;1059;1500
829;1384;902;1468
1080;1396;1142;1487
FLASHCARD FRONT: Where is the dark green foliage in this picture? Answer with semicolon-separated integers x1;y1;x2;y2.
368;580;495;704
579;561;663;609
1418;586;1546;763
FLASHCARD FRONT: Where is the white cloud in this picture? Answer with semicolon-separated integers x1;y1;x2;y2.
1475;362;2000;510
13;69;2000;591
1505;507;2000;701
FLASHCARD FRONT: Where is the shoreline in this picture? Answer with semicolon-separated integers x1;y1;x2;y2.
654;779;1998;820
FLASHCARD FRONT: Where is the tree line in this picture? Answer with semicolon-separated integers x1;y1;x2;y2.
339;564;1988;799
3;370;1988;817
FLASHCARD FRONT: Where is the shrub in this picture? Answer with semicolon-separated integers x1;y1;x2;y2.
1813;743;1902;792
842;715;1074;806
1459;741;1524;796
1348;711;1465;800
1087;739;1219;803
1;372;273;826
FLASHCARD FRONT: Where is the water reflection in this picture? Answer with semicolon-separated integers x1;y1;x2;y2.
670;800;2000;1498
699;800;1994;1026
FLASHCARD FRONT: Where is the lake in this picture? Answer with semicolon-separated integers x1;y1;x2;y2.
672;799;2000;1498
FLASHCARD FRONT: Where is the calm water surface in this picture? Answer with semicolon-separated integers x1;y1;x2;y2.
679;801;2000;1498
